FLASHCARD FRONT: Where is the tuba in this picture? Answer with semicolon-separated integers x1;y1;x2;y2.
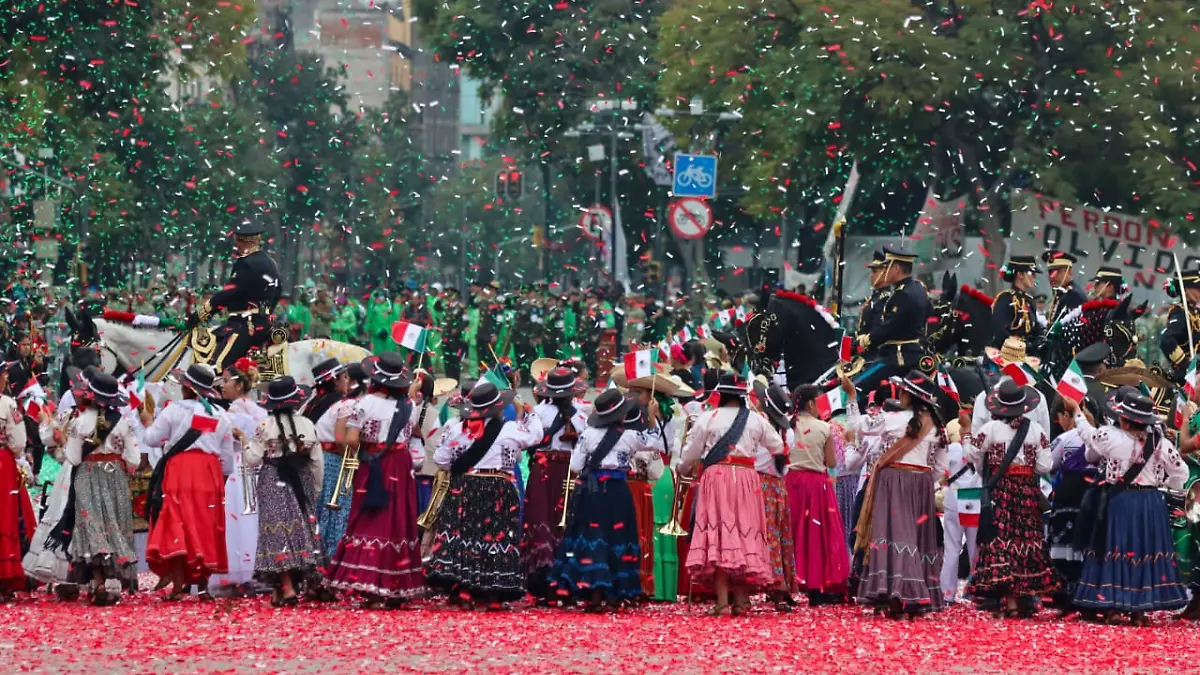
324;447;360;511
417;470;451;530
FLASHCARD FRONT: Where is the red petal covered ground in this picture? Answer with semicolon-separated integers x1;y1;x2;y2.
3;595;1197;674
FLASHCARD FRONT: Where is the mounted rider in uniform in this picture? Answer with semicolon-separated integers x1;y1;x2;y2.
1041;250;1086;328
853;245;932;389
1160;268;1200;383
991;254;1042;349
193;218;282;371
855;250;891;363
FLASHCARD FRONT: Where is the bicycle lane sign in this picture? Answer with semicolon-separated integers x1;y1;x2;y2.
672;153;718;199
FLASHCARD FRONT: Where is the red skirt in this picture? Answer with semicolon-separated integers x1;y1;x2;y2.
685;465;775;589
146;450;229;583
628;477;656;597
786;469;850;593
0;451;35;591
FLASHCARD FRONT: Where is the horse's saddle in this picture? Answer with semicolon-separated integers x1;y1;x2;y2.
187;323;290;381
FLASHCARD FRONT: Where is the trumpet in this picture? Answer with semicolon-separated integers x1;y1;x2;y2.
417;470;451;530
324;447;360;511
557;471;576;529
241;459;259;515
659;471;695;537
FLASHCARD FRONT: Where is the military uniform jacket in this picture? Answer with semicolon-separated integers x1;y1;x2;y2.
990;288;1040;348
1160;303;1200;371
865;277;931;350
1047;282;1086;327
857;287;892;348
210;250;281;314
443;302;467;343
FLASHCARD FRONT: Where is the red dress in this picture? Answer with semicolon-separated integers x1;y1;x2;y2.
145;450;229;583
0;449;35;591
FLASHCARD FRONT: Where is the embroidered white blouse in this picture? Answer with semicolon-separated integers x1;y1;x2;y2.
569;425;662;474
1074;413;1187;490
347;394;419;463
142;399;236;475
62;408;140;469
531;402;590;452
963;419;1052;475
434;415;545;472
846;400;948;476
244;412;324;487
679;406;784;474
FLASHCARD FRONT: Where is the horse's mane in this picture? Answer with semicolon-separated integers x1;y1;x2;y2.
771;290;840;330
959;285;994;308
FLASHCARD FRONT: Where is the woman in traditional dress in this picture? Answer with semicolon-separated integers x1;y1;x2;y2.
306;358;357;560
24;374;83;598
57;371;140;605
1046;397;1095;611
521;366;588;602
616;373;674;599
550;390;656;609
324;353;424;607
243;377;325;606
845;371;948;619
679;373;784;615
426;382;544;609
959;380;1057;618
0;359;34;600
1067;390;1188;625
140;364;235;600
785;384;850;606
751;380;799;611
211;358;266;595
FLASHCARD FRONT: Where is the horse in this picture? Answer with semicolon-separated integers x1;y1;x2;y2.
744;289;843;391
64;308;372;392
926;275;994;365
1039;295;1146;382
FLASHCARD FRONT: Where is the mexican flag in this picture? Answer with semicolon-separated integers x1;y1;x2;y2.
1055;358;1088;404
1173;392;1189;431
838;332;852;363
190;413;219;434
477;364;511;391
1001;361;1040;387
623;348;658;380
816;387;845;420
391;321;428;352
956;486;982;528
17;378;47;419
936;370;960;403
1184;357;1198;399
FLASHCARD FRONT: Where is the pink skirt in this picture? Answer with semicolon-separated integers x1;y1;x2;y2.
786;469;850;593
685;464;774;589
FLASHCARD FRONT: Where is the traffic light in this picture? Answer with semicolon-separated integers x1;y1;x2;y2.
532;225;544;248
495;169;524;200
647;260;663;283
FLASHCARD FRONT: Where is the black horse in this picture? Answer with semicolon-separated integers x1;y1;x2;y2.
926;274;994;365
1040;295;1146;382
744;289;842;391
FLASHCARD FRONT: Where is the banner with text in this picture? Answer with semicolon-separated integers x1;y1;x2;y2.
1009;191;1188;304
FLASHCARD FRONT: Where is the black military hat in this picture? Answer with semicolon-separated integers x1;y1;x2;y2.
1005;255;1040;273
1074;341;1112;368
883;244;917;264
234;217;265;237
1092;267;1125;286
868;249;887;269
1041;250;1078;268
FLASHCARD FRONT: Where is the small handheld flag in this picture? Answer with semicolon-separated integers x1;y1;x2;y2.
1001;361;1040;387
623;348;658;380
815;387;846;420
1055;358;1088;405
391;321;429;352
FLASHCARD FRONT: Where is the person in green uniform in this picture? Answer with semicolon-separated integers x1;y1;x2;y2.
364;288;394;354
310;287;334;339
330;295;359;345
287;293;312;339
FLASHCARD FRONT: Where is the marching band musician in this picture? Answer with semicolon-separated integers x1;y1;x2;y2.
1161;268;1200;383
0;359;33;601
212;358;266;595
549;390;657;610
241;377;325;607
1041;250;1086;327
426;382;544;609
521;366;589;603
324;353;424;607
853;246;932;385
856;250;892;362
139;364;235;601
991;255;1042;348
304;357;356;560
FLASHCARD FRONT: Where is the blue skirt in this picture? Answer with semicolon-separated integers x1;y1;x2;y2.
1074;489;1188;612
549;470;642;601
415;475;434;517
316;452;352;560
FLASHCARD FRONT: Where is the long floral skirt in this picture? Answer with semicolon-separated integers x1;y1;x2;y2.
146;450;228;584
1074;488;1188;612
761;474;798;594
326;450;423;599
685;464;774;589
549;471;642;601
967;469;1059;600
68;460;137;583
856;467;943;613
254;462;325;585
786;469;849;594
427;474;525;602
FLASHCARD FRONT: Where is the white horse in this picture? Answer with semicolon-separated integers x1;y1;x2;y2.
69;311;371;393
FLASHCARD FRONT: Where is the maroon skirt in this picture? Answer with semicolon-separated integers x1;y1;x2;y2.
520;450;571;577
326;448;423;599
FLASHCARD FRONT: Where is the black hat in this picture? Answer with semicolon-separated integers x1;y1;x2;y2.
263;376;311;412
1041;250;1078;268
1109;387;1157;426
176;364;218;398
1005;255;1040;273
83;371;128;409
347;361;368;385
714;372;750;396
1092;267;1125;286
891;370;939;407
234;218;264;237
1074;342;1112;368
312;357;346;386
533;366;587;400
459;381;516;420
753;380;792;429
622;398;648;432
364;353;411;390
588;389;634;427
984;379;1041;419
883;244;917;264
868;249;887;269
